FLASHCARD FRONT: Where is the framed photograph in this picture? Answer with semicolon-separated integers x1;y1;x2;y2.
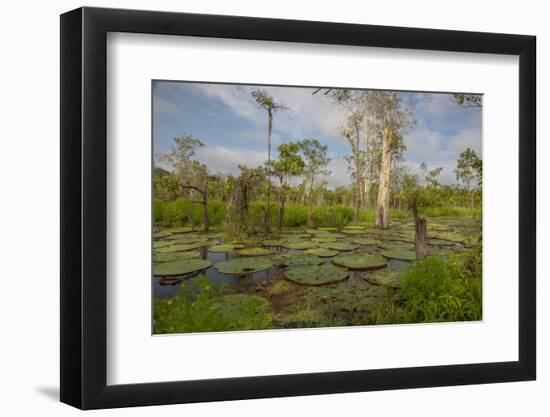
60;6;536;409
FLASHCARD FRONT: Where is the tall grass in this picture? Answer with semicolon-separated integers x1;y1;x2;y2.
153;198;478;228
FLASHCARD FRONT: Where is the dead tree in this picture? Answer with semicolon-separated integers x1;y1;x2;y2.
411;199;428;259
181;184;209;232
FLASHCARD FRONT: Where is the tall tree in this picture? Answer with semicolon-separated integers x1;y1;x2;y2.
251;89;288;233
299;139;331;226
268;143;305;232
161;133;210;231
455;148;482;210
366;91;413;229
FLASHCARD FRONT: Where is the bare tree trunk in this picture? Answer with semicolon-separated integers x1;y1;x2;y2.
278;178;285;233
265;111;273;234
363;178;370;210
308;175;315;226
412;202;428;259
202;185;209;232
470;191;474;210
376;127;392;229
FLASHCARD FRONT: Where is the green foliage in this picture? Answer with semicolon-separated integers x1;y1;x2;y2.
372;255;482;324
154;276;273;334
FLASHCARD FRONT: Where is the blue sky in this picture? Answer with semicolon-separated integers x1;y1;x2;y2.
153;81;482;188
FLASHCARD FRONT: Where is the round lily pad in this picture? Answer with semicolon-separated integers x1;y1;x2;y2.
317;227;338;231
326;233;346;239
167;236;209;245
156;242;204;253
153;240;173;249
305;248;339;258
366;268;402;288
284;264;348;286
153;231;171;240
153;259;212;277
262;239;284;247
352;238;382;246
311;237;337;243
214;257;273;275
428;238;456;247
321;242;359;251
381;246;416;261
208;244;245;253
153;251;201;263
341;229;368;235
343;225;366;230
280;233;311;239
236;247;275;256
332;254;387;270
281;241;318;250
165;227;193;234
270;253;324;267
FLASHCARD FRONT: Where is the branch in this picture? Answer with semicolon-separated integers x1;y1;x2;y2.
180;184;205;195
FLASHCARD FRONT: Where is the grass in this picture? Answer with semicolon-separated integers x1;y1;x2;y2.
154;198;479;229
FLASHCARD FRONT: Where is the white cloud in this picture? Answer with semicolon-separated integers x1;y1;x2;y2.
195;146;266;176
449;127;483;157
404;127;444;160
319;156;351;190
188;83;345;144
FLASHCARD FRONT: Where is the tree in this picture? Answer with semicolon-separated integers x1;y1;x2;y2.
453;94;482;108
328;88;367;221
455;148;482;210
268;143;305;232
366;91;413;229
251;89;288;233
298;139;331;226
400;173;429;259
153;167;180;202
161;133;210;231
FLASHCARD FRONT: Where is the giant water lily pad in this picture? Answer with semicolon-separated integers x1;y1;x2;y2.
153;240;173;249
262;239;284;247
214;257;273;275
311;236;337;243
321;242;359;251
166;232;202;240
305;248;339;258
156;242;204;253
280;233;311;240
366;268;402;288
209;244;245;253
270;253;324;267
332;254;387;270
153;251;201;263
428;238;456;247
237;247;274;256
165;227;193;234
317;227;338;232
153;259;212;277
284;264;348;286
341;229;368;235
282;241;318;250
168;236;209;245
210;294;274;330
343;225;367;230
381;246;416;261
326;233;346;239
352;238;382;246
153;231;171;240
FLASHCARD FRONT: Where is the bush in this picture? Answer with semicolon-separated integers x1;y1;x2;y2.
399;255;482;323
371;250;482;325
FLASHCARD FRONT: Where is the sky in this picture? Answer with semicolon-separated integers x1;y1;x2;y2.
153;81;482;188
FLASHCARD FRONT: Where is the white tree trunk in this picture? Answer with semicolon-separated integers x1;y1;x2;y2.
376;127;392;229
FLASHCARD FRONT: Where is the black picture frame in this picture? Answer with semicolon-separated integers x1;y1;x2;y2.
60;6;536;410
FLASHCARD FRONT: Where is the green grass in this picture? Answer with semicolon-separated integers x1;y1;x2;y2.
154;198;478;229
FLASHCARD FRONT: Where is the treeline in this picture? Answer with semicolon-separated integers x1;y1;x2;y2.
154;89;482;236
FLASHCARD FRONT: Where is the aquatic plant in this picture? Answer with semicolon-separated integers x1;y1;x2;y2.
153;259;212;277
214;257;274;275
285;264;348;286
332;254;387;270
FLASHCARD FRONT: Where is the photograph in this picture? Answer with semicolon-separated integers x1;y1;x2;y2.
151;81;483;334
